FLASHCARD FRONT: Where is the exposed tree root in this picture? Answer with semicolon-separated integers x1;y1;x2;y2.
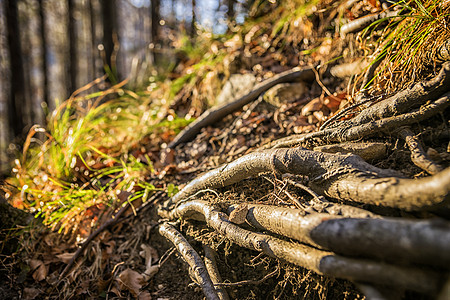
397;127;443;175
167;148;450;210
159;223;220;300
269;81;450;148
203;245;230;300
168;67;315;148
226;202;450;267
159;201;443;294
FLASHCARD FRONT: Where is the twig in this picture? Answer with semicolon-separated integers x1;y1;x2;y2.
159;223;220;300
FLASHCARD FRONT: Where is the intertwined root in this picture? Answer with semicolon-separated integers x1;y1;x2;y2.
158;63;450;299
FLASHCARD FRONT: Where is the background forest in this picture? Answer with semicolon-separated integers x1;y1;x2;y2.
0;0;247;175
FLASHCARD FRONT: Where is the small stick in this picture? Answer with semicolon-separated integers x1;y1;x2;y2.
159;223;220;300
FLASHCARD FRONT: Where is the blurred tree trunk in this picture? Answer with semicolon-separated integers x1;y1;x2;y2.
38;0;50;109
151;0;160;64
89;0;99;80
101;0;119;82
4;0;25;137
227;0;236;27
20;8;33;127
68;0;77;95
191;0;196;37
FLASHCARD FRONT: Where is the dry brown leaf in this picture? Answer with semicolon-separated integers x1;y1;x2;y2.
117;268;145;297
29;259;47;282
56;252;75;264
22;287;41;300
301;98;322;116
138;291;152;300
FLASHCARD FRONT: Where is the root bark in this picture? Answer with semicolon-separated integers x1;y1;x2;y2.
167;148;450;210
160;201;443;294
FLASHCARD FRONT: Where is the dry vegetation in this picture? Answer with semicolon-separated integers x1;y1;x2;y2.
1;0;450;299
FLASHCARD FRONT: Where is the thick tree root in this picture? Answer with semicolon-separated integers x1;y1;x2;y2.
397;127;443;175
168;67;314;148
225;202;450;267
167;148;450;210
159;201;442;294
159;223;220;300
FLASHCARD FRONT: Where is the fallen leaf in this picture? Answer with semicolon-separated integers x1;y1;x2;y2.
229;203;249;224
117;268;146;297
138;291;152;300
56;252;75;264
23;287;41;300
29;259;47;282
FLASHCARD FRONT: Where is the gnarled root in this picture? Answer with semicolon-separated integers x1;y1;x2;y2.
167;148;450;211
226;203;450;267
159;201;443;294
267;62;450;148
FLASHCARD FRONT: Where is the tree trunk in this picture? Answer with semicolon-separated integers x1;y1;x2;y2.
226;0;236;27
89;0;98;80
4;0;26;137
38;0;50;110
151;0;161;64
100;0;119;81
191;0;196;37
67;0;77;95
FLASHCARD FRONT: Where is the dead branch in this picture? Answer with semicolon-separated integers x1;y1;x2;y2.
168;67;314;148
397;127;443;175
159;223;220;300
166;148;450;210
226;202;450;267
160;201;442;293
203;245;230;300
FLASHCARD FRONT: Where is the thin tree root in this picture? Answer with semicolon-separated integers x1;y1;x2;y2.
340;9;401;36
397;127;443;175
168;67;314;148
159;223;220;300
203;245;230;300
225;202;450;267
166;148;450;210
159;201;442;294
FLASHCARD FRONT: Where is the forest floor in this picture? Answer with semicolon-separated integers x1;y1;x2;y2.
1;0;450;299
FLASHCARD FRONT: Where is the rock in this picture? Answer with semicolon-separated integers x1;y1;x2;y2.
215;73;257;106
263;82;307;107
